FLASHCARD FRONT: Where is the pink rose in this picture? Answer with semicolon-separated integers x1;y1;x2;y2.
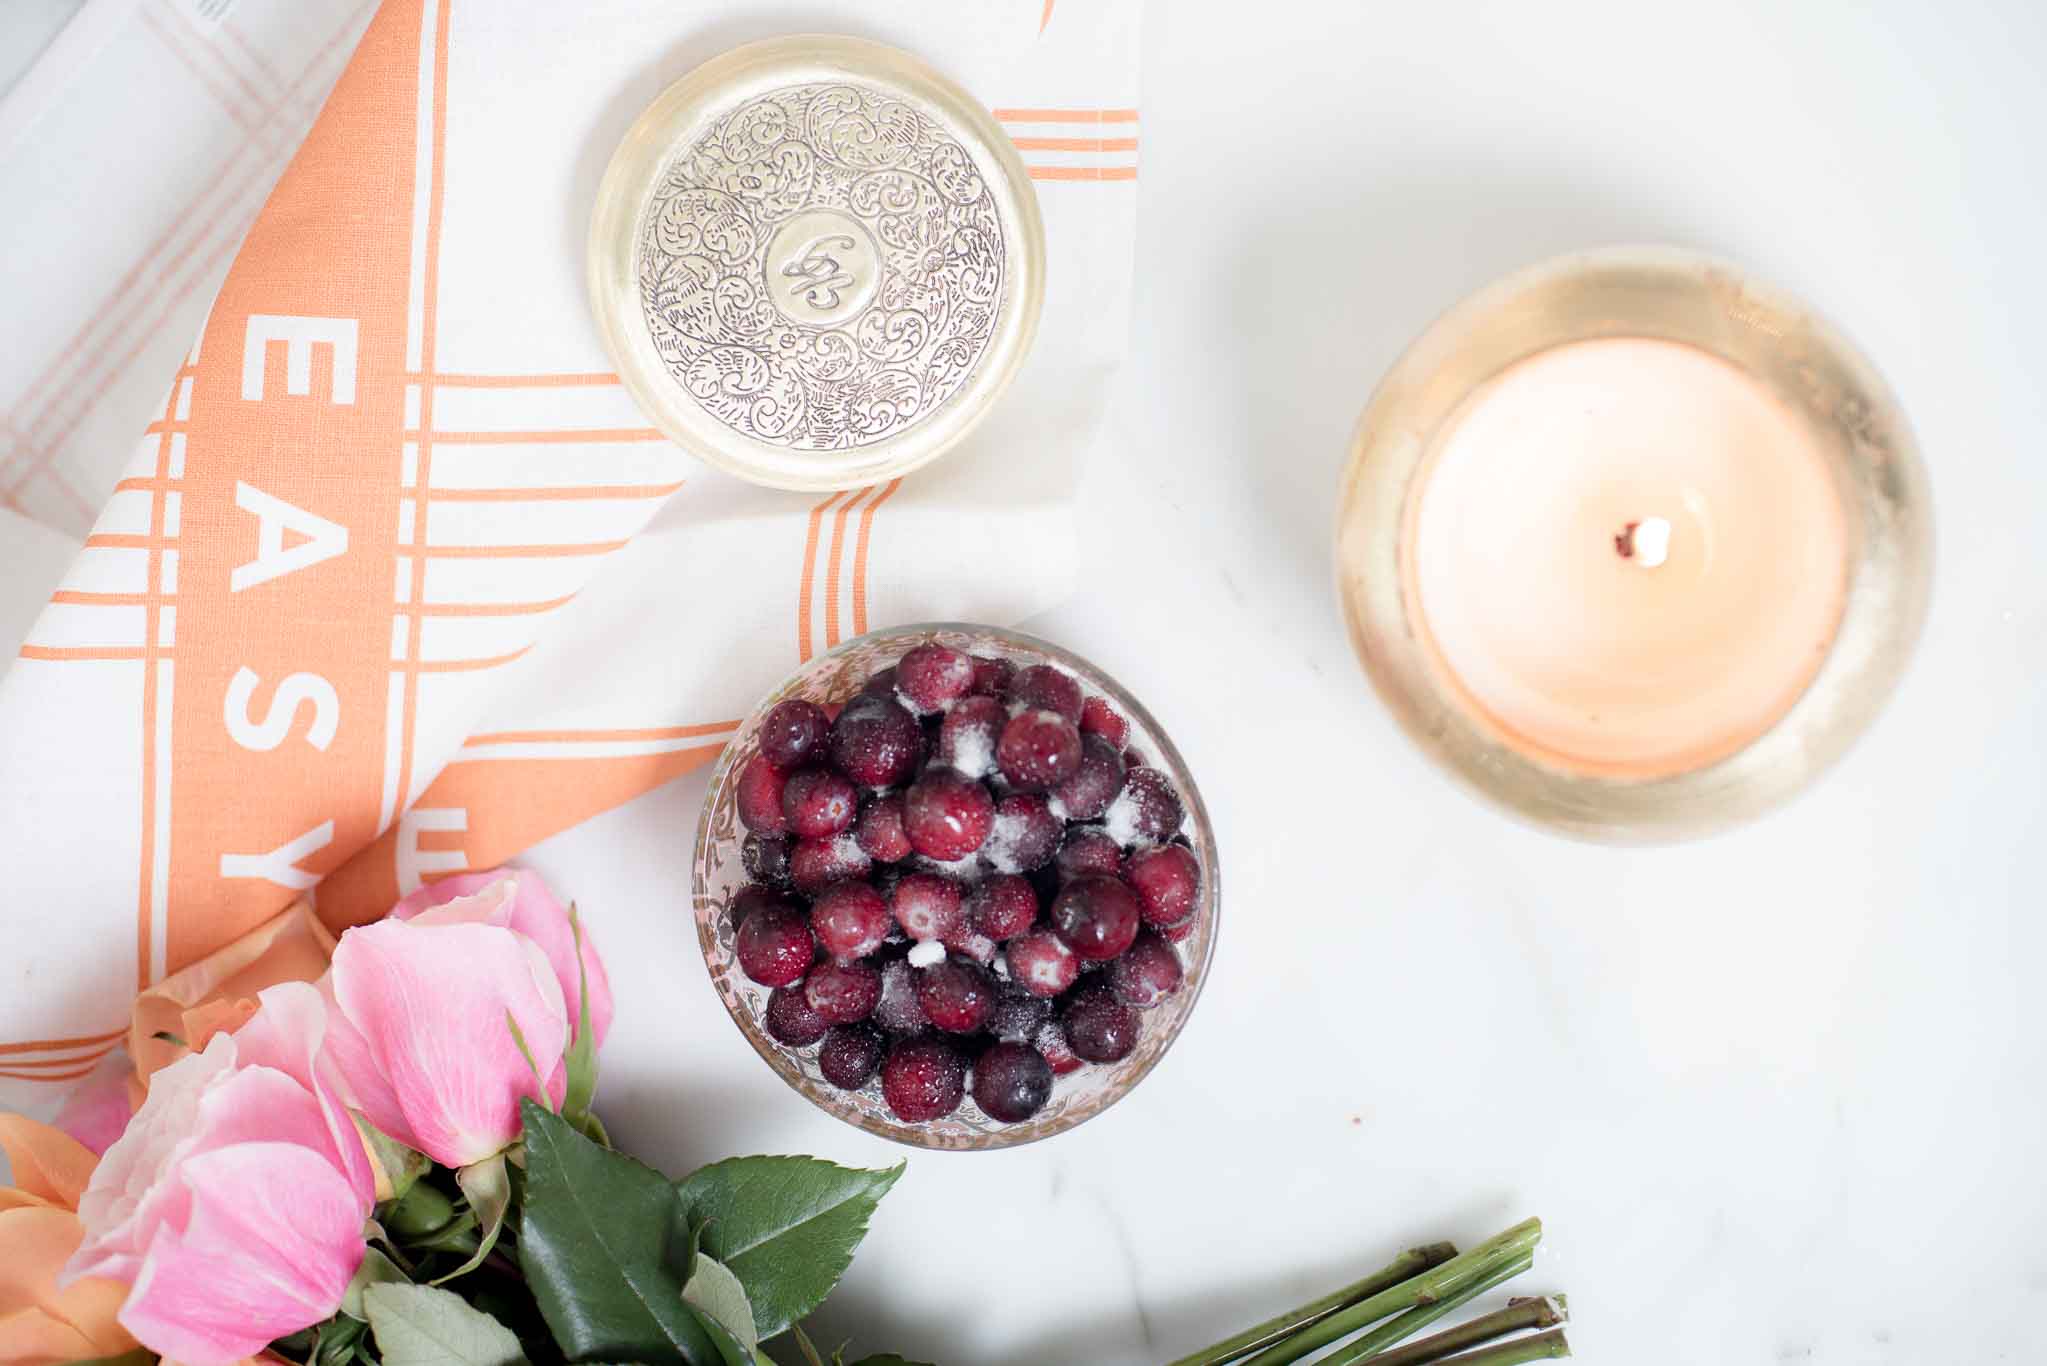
62;984;373;1366
323;881;576;1167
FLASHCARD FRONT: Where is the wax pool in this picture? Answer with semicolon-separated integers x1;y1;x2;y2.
1404;337;1849;780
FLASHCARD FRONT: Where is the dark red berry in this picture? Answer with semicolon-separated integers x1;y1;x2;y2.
818;1024;885;1090
804;959;881;1024
860;665;900;697
736;901;813;987
967;874;1038;941
736;755;788;836
830;694;924;789
729;883;782;928
996;710;1083;790
990;991;1051;1042
935;695;1004;778
881;1038;966;1122
742;833;792;886
1055;828;1124;882
916;958;998;1033
969;654;1014;697
1063;987;1139;1063
1006;929;1080;997
790;835;872;895
1109;931;1184;1008
760;699;830;769
1126;844;1200;928
902;768;995;861
765;986;829;1046
1049;876;1141;961
1080;696;1128;747
1107;767;1184;844
809;881;890;961
1051;734;1125;822
1161;915;1196;944
1123;748;1148;769
873;958;929;1034
895;643;975;714
854;793;913;862
940;921;997;966
973;1040;1053;1123
1006;664;1083;722
1034;1019;1082;1075
890;872;964;942
782;767;858;840
982;793;1060;874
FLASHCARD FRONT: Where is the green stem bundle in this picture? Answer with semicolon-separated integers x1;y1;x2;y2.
1321;1252;1536;1364
1434;1327;1571;1364
1165;1243;1457;1366
1347;1293;1566;1366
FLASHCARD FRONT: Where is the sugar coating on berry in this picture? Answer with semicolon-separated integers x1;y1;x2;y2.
760;699;830;770
782;766;858;840
895;643;975;714
765;986;829;1046
979;793;1060;875
903;768;995;861
935;696;1004;779
996;709;1083;790
1080;695;1129;747
736;755;789;836
890;871;964;942
873;958;929;1033
809;880;890;961
1105;766;1185;846
941;923;997;966
1006;929;1079;997
990;991;1051;1042
735;901;813;988
804;958;881;1024
1055;828;1125;882
854;793;913;863
742;833;792;887
829;694;924;789
1063;987;1140;1063
972;1040;1054;1123
1049;875;1141;961
915;957;998;1033
1007;664;1083;722
905;938;947;969
1126;843;1200;927
1051;734;1126;822
818;1024;885;1090
1034;1018;1083;1075
967;874;1038;941
881;1038;967;1122
1108;930;1185;1009
790;834;872;895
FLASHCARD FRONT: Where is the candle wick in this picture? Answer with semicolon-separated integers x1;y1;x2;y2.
1614;517;1672;568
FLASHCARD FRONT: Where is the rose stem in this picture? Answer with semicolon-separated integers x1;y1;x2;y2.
1310;1261;1539;1366
1236;1219;1544;1366
1329;1283;1560;1365
1164;1243;1459;1366
1430;1328;1571;1364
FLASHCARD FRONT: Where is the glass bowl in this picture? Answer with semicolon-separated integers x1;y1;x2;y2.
692;623;1219;1150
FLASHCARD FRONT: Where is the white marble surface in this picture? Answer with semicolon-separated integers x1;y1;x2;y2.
525;3;2047;1363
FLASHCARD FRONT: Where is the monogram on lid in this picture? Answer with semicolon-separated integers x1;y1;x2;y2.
589;36;1045;491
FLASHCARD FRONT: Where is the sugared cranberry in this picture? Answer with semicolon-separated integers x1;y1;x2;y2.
973;1040;1054;1123
790;835;872;895
860;665;899;697
982;793;1061;874
818;1024;885;1090
990;991;1051;1042
1006;664;1083;722
854;793;913;863
873;958;929;1034
1006;929;1080;997
1106;766;1185;845
765;986;829;1046
730;884;782;928
1049;876;1141;961
830;694;924;789
782;767;858;840
1109;931;1184;1008
736;755;788;836
890;872;964;942
881;1038;966;1122
1051;734;1126;822
997;710;1083;790
1080;696;1128;747
1055;828;1124;882
1126;844;1200;928
935;696;1004;778
804;959;881;1025
895;643;974;714
760;699;830;769
969;655;1015;697
810;881;890;961
1063;987;1139;1063
916;958;998;1033
903;768;994;861
736;901;813;987
940;922;997;966
1034;1018;1083;1075
967;874;1038;941
742;833;792;886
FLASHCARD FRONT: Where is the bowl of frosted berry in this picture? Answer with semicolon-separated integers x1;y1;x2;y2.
692;624;1217;1149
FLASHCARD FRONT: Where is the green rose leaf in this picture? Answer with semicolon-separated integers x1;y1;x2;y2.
339;1245;411;1319
518;1100;719;1364
681;1253;758;1363
674;1156;904;1340
364;1282;529;1365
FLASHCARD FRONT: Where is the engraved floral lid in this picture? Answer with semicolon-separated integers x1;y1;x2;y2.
588;36;1045;491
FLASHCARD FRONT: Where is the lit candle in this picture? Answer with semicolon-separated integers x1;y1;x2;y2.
1403;337;1849;779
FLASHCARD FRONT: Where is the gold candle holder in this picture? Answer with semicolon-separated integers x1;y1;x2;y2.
1335;247;1933;841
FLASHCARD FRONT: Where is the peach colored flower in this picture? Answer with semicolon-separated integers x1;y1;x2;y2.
0;1115;139;1366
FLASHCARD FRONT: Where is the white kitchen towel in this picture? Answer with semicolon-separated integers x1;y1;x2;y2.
0;0;1140;1104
